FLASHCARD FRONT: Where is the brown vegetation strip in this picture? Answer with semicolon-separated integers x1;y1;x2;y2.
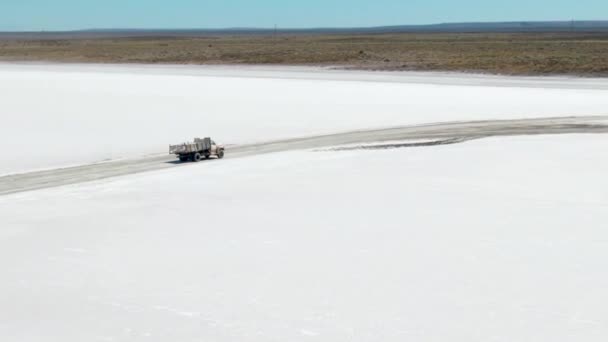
2;33;608;76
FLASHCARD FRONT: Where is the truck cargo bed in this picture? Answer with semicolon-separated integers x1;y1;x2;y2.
170;138;212;155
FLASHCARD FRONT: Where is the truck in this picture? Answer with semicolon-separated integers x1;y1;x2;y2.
169;137;225;162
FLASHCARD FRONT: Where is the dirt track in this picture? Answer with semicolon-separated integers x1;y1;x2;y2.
1;115;607;196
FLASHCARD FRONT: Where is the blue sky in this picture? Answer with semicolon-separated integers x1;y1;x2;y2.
1;0;606;31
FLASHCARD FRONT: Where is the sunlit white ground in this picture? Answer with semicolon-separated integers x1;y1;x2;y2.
1;134;608;341
1;63;608;175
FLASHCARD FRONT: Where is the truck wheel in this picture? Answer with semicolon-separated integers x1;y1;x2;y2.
178;155;188;162
193;153;202;162
218;150;225;159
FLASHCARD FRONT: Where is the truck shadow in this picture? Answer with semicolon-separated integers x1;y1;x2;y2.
165;158;219;165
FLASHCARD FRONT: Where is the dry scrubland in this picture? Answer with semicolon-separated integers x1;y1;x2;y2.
1;33;608;75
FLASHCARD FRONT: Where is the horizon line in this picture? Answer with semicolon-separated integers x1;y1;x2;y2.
3;19;608;33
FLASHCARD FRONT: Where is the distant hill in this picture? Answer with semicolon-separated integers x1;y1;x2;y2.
2;21;608;39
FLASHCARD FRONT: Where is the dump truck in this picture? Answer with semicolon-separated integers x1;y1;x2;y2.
170;137;225;162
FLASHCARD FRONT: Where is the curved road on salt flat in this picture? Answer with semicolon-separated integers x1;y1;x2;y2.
1;115;607;196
